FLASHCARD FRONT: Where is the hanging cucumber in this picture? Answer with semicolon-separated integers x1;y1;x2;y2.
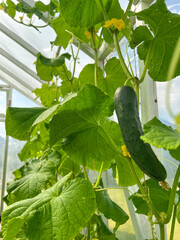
114;86;167;181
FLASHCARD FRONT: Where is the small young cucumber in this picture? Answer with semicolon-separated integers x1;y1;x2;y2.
114;86;167;181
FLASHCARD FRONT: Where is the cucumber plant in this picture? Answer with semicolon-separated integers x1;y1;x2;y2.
1;0;180;240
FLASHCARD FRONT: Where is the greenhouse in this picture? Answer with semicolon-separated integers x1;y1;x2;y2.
0;0;180;239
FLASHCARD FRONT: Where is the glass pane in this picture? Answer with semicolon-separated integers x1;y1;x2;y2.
0;91;6;114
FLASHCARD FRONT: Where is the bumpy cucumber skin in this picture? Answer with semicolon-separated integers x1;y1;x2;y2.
114;86;167;181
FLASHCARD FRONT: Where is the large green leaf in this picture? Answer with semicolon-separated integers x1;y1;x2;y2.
5;107;47;141
50;85;114;146
33;83;61;107
96;189;129;225
103;57;129;95
134;0;180;81
50;85;115;170
32;94;77;131
3;152;61;205
78;58;128;97
78;64;104;87
141;117;180;150
129;179;170;215
2;176;96;240
59;0;111;27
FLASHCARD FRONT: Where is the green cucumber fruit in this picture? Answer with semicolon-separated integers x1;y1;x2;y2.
114;86;167;181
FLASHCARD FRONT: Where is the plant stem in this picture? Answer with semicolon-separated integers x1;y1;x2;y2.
91;30;98;87
139;41;154;83
127;158;162;222
95;187;132;194
83;165;89;181
87;221;91;240
164;164;180;224
71;42;81;82
94;162;104;188
159;224;165;240
98;0;131;79
62;64;70;81
169;204;177;240
98;0;109;21
126;0;133;12
113;32;131;78
126;43;135;77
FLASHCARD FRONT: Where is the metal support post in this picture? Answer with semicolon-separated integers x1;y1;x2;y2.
0;86;12;213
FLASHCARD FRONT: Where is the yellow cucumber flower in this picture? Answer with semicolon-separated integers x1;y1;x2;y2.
84;30;91;40
84;29;98;40
104;18;126;31
121;145;131;158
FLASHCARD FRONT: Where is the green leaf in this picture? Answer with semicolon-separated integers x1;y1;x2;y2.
50;85;115;170
129;179;170;215
141;117;180;150
51;15;71;49
18;136;45;161
107;0;124;19
52;15;88;49
50;85;114;146
35;1;49;12
31;93;77;130
91;214;118;240
2;176;96;240
60;77;79;97
169;146;180;162
134;0;180;81
78;58;128;97
3;152;61;205
78;63;104;87
32;104;60;128
96;189;129;225
113;156;143;187
5;107;47;141
33;83;61;107
129;26;153;48
103;58;129;96
57;148;80;176
59;0;111;27
6;0;16;18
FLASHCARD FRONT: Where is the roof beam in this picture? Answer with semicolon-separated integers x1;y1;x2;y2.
0;23;39;57
0;48;43;83
0;65;37;91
